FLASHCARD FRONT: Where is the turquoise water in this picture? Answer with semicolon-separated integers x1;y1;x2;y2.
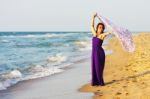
0;32;112;90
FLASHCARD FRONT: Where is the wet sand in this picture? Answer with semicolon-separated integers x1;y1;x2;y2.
0;57;93;99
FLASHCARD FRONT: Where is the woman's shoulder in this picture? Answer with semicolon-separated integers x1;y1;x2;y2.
97;34;104;40
98;32;111;38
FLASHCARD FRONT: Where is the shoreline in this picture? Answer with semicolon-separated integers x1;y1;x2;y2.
1;32;149;99
78;32;150;99
0;57;93;99
0;35;112;91
0;33;113;99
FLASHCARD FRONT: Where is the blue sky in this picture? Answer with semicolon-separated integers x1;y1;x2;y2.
0;0;149;32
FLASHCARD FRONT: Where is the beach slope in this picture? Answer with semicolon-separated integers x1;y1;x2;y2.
79;32;150;99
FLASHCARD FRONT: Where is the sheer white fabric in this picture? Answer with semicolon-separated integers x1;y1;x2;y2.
97;14;135;52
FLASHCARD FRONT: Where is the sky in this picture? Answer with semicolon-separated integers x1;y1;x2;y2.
0;0;149;32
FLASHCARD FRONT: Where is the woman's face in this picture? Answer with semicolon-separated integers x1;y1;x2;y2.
97;25;103;34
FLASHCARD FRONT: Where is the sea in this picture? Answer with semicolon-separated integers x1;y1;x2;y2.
0;32;113;90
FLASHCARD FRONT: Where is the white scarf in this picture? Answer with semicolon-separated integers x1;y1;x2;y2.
97;14;135;52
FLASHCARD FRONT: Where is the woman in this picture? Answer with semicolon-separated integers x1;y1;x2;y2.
91;13;112;86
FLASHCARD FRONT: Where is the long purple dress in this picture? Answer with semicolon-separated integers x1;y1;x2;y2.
91;36;105;86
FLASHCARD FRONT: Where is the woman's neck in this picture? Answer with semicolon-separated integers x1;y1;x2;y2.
96;32;103;36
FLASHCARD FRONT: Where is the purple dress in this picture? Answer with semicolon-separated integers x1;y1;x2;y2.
91;36;105;86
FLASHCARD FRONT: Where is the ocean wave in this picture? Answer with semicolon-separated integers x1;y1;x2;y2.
0;33;71;38
0;66;64;90
24;34;58;38
0;52;69;91
74;40;92;51
0;39;10;43
22;65;64;80
0;32;109;91
1;34;58;38
1;70;22;79
47;53;67;64
0;70;22;90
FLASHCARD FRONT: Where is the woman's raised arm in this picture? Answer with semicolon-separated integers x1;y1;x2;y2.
91;13;97;37
101;32;112;38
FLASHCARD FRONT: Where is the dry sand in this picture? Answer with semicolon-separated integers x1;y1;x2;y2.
78;33;150;99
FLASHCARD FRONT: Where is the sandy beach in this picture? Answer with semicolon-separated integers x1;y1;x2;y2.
0;32;149;99
0;0;149;98
79;32;150;99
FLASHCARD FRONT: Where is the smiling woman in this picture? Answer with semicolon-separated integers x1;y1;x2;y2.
90;13;112;86
91;13;111;40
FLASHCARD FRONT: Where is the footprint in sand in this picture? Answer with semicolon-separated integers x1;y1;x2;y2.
122;85;127;88
113;74;116;77
115;97;121;99
99;94;103;97
141;82;145;84
107;85;110;87
125;64;131;67
112;79;116;82
95;91;103;97
116;92;122;95
133;70;137;72
125;80;130;83
126;69;129;71
132;79;137;82
125;92;129;95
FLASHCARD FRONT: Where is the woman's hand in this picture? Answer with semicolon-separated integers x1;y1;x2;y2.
92;12;97;18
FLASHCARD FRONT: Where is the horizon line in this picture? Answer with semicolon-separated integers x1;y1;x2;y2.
0;31;149;33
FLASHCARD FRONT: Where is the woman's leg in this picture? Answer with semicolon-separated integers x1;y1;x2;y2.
91;53;99;86
94;51;105;86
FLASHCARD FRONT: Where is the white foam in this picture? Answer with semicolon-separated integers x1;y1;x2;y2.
0;39;10;43
24;34;58;38
0;82;7;90
47;53;67;64
0;70;22;90
2;70;22;79
23;65;64;80
74;40;92;51
0;33;70;38
0;65;65;91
